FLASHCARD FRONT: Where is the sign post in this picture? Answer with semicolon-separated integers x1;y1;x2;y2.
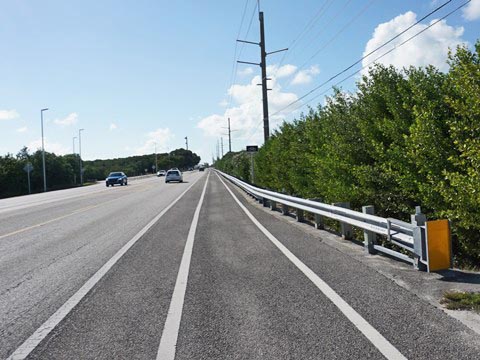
246;145;258;183
23;163;33;194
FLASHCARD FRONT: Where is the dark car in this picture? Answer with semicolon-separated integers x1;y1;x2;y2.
106;172;128;187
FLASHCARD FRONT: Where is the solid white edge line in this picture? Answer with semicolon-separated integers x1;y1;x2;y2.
215;172;407;360
156;172;210;360
6;173;205;360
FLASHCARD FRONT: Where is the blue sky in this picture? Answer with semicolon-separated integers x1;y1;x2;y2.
1;0;479;163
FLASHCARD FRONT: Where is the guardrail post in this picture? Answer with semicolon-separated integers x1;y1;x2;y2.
362;205;376;254
270;200;277;211
314;214;324;230
411;206;427;271
296;208;304;222
262;198;269;207
309;198;324;229
333;202;353;240
282;204;289;216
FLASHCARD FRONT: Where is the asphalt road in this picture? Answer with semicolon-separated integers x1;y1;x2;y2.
0;172;204;359
1;170;479;359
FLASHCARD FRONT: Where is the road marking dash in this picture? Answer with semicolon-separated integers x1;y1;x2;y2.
156;172;210;360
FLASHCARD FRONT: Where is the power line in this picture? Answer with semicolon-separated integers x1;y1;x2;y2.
296;0;375;73
292;0;355;66
281;0;472;116
224;0;253;111
273;0;335;75
226;0;250;98
271;0;456;117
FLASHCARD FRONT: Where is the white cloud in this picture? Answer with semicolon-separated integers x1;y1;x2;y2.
291;65;320;85
28;138;69;155
268;64;297;78
109;123;118;131
238;67;254;76
54;112;78;126
135;128;174;155
0;109;19;120
218;99;229;107
197;68;298;146
16;126;28;133
362;11;465;74
463;0;480;20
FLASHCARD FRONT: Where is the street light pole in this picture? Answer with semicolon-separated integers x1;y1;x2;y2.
155;142;158;173
79;129;84;185
40;108;49;192
73;136;77;185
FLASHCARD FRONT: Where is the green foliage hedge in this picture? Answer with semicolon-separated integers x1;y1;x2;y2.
216;43;480;267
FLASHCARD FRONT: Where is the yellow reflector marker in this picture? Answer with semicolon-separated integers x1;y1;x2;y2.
426;219;452;272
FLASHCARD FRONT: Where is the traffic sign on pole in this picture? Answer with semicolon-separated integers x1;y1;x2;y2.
23;163;33;194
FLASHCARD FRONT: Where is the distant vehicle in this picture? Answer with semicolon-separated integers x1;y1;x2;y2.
199;165;205;172
157;170;166;177
106;172;128;187
187;167;193;171
165;169;183;183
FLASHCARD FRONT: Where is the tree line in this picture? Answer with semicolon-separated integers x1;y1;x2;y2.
215;42;480;267
0;147;200;199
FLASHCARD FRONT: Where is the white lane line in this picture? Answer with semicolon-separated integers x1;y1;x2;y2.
6;174;205;360
216;173;407;360
156;172;210;360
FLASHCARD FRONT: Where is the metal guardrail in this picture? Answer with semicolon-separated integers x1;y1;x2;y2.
216;170;432;271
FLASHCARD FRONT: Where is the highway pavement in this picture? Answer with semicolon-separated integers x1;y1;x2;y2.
1;170;479;359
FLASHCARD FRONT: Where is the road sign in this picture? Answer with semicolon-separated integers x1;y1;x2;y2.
246;145;258;152
23;163;33;195
23;163;33;173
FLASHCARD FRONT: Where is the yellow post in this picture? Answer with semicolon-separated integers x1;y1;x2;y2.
426;219;452;272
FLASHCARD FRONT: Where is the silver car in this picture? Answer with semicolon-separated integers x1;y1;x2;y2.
165;169;183;183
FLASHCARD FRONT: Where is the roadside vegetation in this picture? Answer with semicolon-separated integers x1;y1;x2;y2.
0;148;200;199
215;42;480;268
441;291;480;312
